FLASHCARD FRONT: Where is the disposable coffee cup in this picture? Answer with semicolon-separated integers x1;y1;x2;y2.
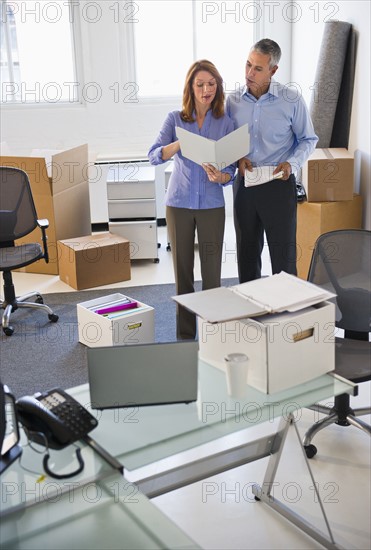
224;353;249;399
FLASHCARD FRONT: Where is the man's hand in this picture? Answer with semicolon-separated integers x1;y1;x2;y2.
238;158;253;176
274;162;291;180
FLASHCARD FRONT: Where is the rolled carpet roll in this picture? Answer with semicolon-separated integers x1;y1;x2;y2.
330;27;356;148
310;21;352;148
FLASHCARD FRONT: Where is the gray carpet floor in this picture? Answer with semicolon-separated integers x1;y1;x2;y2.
1;279;238;398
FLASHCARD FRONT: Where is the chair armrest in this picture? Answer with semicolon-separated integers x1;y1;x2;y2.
37;218;49;263
37;219;49;229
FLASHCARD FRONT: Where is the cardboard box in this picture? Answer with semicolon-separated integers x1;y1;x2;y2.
174;273;335;394
77;293;155;348
297;194;363;280
302;148;354;202
0;145;91;274
58;233;131;290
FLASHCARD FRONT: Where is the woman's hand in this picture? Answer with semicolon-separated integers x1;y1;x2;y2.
202;163;231;184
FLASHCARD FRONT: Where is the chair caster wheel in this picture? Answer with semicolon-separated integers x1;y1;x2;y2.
304;444;317;459
154;258;160;263
3;326;14;336
35;294;44;304
254;495;261;501
49;314;59;323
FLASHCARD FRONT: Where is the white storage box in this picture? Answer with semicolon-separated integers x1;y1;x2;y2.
174;273;336;394
198;302;334;394
77;293;154;348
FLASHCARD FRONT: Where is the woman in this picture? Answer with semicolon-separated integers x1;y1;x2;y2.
148;60;235;340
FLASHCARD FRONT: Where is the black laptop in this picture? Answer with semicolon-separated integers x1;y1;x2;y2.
87;341;199;409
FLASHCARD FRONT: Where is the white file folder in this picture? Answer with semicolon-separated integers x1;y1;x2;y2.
176;124;249;168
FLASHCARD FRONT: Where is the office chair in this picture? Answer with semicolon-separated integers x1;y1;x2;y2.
303;229;371;458
0;166;59;336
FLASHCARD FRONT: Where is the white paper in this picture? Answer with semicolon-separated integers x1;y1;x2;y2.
244;166;284;187
233;272;335;313
173;287;265;323
176;124;249;169
172;272;335;323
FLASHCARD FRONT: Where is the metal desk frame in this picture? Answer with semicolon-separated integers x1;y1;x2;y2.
132;409;345;550
1;369;357;550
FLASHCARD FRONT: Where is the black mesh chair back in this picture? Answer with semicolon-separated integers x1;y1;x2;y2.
308;229;370;335
0;167;38;244
0;166;59;336
303;229;371;458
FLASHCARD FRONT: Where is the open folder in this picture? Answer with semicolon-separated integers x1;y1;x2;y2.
244;166;284;187
176;124;249;168
172;272;335;323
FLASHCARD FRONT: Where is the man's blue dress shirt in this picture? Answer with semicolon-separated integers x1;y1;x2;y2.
226;81;318;176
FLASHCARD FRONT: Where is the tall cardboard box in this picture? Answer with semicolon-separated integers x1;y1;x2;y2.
58;233;131;290
301;148;354;202
297;194;363;280
0;145;91;274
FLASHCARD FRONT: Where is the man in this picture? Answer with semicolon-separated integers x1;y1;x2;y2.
227;39;318;282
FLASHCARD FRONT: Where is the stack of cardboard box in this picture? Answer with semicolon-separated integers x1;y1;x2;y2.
0;145;91;276
297;148;363;279
0;145;132;289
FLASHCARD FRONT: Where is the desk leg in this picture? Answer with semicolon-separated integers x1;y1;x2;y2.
83;435;124;474
134;434;276;498
252;414;342;550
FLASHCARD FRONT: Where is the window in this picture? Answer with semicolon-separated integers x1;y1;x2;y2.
0;0;79;103
133;0;256;98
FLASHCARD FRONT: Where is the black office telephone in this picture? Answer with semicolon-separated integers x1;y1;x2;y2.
16;388;98;450
15;388;123;478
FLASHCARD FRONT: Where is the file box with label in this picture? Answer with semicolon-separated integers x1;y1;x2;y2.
77;293;154;348
174;273;335;394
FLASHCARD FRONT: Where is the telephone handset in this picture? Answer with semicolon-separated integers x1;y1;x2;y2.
15;388;123;479
16;388;98;450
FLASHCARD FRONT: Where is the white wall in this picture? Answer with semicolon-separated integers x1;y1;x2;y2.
292;0;370;229
1;1;370;227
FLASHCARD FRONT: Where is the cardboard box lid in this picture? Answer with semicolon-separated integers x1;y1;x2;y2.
1;144;89;195
28;145;88;193
58;232;129;251
308;148;353;161
173;272;335;323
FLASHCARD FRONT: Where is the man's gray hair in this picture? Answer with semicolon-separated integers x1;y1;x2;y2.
252;39;281;68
